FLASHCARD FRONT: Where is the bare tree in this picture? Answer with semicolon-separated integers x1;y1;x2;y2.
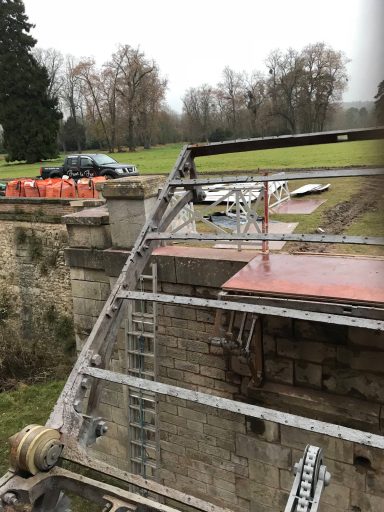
112;45;164;151
217;67;244;135
99;63;120;151
266;44;349;134
266;48;304;134
301;43;349;131
33;47;64;101
243;71;267;136
74;59;112;151
182;85;216;141
61;55;84;151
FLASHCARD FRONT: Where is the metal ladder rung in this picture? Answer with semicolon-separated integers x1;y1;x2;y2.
129;405;155;415
132;312;153;319
128;400;155;413
130;440;157;449
130;457;157;468
127;369;154;378
127;350;154;357
128;392;156;402
127;331;155;339
129;421;156;432
132;319;154;326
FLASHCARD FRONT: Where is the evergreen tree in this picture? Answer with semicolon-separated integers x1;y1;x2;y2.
0;0;62;162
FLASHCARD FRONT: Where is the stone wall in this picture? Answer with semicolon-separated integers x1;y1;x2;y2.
0;197;103;346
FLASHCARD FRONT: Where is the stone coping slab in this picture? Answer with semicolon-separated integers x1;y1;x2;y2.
153;245;259;262
63;205;109;225
98;175;166;199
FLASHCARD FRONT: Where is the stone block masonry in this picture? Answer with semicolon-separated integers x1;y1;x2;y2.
0;197;103;362
66;243;384;511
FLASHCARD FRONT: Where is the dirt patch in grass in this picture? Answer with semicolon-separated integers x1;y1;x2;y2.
292;176;384;253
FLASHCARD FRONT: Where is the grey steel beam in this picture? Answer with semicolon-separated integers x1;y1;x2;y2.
145;233;384;246
220;293;384;320
83;367;384;449
187;127;384;157
115;291;384;330
170;167;384;187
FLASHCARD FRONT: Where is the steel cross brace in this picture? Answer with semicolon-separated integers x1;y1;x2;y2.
116;291;384;331
144;232;384;246
82;366;384;449
169;167;384;187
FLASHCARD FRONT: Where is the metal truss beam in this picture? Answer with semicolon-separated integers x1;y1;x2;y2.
187;127;384;157
170;167;384;187
83;367;384;450
145;232;384;246
115;291;384;330
220;293;384;320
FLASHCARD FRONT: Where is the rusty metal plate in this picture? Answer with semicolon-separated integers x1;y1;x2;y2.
222;253;384;304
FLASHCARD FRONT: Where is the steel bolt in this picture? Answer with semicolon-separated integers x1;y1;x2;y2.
91;354;102;366
3;493;18;505
81;377;89;389
73;399;82;412
95;421;108;437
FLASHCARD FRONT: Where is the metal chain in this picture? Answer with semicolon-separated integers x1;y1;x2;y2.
296;445;320;512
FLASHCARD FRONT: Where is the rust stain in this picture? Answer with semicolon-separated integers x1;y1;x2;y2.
223;253;384;304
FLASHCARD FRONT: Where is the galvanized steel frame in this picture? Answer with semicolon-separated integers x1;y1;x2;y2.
83;366;384;449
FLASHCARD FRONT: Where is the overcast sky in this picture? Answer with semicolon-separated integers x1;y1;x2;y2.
24;0;383;112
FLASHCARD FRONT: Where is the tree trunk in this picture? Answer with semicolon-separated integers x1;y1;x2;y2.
127;113;135;152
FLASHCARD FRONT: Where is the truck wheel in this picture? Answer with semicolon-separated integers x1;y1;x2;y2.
102;172;116;180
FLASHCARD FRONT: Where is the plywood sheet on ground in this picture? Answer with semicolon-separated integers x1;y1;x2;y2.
222;253;384;304
271;199;326;214
214;221;298;250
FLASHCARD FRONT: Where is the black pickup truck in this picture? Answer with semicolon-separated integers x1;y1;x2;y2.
40;154;139;180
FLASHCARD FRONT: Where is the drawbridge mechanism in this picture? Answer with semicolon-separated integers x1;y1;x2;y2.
285;445;331;512
1;128;384;511
9;425;63;476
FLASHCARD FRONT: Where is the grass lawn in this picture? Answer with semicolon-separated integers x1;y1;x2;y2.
0;381;63;474
0;139;383;180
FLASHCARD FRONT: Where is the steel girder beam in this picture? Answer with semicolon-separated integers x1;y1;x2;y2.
115;291;384;330
186;127;384;157
144;232;384;246
170;167;384;187
82;366;384;449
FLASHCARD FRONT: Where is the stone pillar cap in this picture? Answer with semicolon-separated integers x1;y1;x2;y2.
97;175;166;200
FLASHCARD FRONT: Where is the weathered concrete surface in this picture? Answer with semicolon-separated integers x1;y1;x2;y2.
99;176;166;249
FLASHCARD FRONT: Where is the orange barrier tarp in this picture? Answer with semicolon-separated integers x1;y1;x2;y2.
6;176;106;199
5;179;26;197
77;176;106;198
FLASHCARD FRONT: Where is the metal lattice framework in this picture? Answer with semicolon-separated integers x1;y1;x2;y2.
1;127;384;511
